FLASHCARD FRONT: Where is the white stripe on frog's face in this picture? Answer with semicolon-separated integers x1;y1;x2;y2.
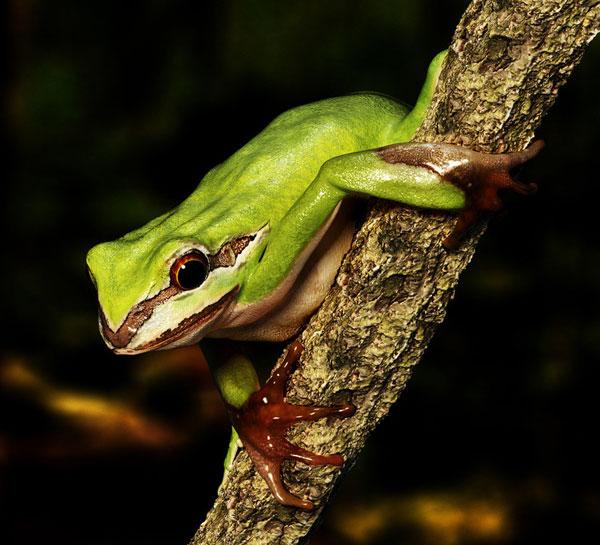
97;240;213;338
101;225;270;354
109;287;239;354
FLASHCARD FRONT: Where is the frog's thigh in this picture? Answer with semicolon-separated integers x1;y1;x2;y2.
320;149;466;210
205;351;259;476
211;353;260;409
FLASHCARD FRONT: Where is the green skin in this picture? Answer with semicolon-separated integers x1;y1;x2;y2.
87;50;456;398
87;51;538;507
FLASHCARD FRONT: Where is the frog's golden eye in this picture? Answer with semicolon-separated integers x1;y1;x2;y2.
170;251;209;290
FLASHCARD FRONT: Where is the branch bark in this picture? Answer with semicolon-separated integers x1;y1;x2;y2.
192;1;599;543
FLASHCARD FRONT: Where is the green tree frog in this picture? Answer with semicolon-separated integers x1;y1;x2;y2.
86;51;541;509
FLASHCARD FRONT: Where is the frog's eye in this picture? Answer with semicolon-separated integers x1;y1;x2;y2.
170;251;209;290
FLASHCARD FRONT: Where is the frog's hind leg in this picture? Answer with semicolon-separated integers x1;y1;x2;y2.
394;49;448;141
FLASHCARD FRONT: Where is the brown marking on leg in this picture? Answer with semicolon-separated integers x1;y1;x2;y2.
228;340;355;509
378;139;544;249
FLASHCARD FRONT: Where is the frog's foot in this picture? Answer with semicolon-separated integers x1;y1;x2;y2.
229;340;355;509
443;140;544;249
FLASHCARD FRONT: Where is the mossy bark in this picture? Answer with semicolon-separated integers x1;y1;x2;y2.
192;1;599;544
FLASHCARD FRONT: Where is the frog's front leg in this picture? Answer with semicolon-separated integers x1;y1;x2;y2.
212;342;355;509
244;139;542;303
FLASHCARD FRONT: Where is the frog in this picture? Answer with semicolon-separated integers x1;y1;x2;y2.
86;51;542;509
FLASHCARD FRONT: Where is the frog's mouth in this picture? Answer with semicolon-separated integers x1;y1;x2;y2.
99;288;238;355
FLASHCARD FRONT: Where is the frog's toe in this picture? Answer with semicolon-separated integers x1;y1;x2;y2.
287;444;345;466
243;440;314;509
444;142;543;250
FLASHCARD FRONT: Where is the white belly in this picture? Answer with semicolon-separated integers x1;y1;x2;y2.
210;201;356;342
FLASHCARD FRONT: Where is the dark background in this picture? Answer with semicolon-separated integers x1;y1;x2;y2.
2;1;599;544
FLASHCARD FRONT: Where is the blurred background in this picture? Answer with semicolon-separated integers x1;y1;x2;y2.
2;1;599;544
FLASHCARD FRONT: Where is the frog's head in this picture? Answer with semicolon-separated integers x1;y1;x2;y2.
86;220;267;355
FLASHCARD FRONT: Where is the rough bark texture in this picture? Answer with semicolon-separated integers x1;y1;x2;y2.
192;1;599;544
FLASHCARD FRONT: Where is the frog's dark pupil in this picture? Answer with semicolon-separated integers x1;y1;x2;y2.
177;258;208;290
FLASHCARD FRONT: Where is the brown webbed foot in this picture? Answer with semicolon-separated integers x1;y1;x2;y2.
443;140;544;249
228;340;355;509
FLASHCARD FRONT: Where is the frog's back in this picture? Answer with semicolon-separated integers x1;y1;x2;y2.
262;92;408;149
228;92;407;180
164;94;409;249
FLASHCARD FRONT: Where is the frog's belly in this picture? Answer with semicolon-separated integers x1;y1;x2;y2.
210;201;356;342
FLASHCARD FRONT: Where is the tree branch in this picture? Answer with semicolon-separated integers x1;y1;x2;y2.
191;1;599;544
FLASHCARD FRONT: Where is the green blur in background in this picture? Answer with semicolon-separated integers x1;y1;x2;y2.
2;1;599;544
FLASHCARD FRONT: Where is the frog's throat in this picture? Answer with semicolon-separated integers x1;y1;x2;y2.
100;287;238;355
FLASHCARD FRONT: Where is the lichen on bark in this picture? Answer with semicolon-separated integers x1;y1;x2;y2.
191;1;599;544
